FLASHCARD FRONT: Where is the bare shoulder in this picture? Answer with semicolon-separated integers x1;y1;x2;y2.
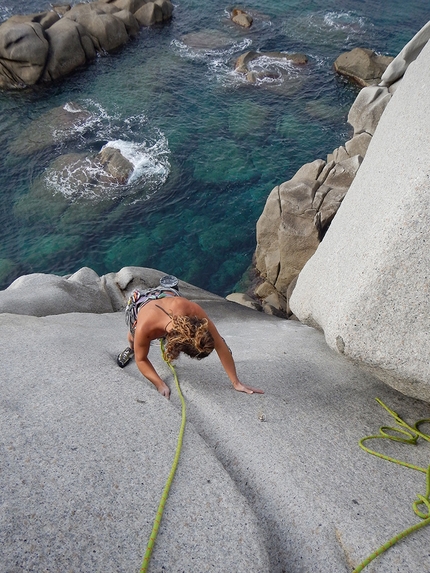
170;297;208;317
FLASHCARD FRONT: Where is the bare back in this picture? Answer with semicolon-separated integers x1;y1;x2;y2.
134;296;209;342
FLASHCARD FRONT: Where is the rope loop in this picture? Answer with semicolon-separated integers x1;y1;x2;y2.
353;399;430;573
378;425;418;444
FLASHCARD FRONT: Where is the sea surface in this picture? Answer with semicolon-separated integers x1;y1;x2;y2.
0;0;428;295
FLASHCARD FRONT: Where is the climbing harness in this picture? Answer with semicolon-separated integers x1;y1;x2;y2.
353;398;430;572
125;287;180;334
139;340;186;573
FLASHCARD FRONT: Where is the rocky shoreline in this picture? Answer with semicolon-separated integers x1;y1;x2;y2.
0;0;173;89
249;21;430;402
250;52;397;318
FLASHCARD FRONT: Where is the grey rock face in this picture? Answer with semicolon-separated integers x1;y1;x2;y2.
0;268;113;316
254;153;362;316
0;20;49;88
290;37;430;402
380;20;430;86
2;289;430;572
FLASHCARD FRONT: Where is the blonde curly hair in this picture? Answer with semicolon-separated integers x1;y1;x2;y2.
164;315;215;362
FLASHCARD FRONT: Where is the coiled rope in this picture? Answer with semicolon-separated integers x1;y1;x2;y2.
139;341;186;573
353;398;430;572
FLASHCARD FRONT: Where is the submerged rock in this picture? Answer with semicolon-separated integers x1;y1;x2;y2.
9;102;93;156
98;146;134;184
36;146;134;200
235;51;308;87
181;29;236;50
236;51;308;73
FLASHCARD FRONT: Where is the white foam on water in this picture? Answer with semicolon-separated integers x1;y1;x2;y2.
213;53;307;89
45;102;171;202
323;11;367;32
63;102;84;114
171;37;252;62
285;9;371;47
102;135;170;185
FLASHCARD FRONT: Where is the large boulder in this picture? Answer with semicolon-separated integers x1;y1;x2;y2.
254;154;363;316
334;47;393;86
0;20;49;88
43;17;97;81
290;36;430;402
104;0;147;12
98;145;134;183
110;8;140;36
64;3;129;52
231;8;253;28
0;0;173;88
6;11;60;30
134;2;164;26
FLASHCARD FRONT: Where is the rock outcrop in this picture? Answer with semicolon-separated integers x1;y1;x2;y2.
290;31;430;402
334;47;393;86
0;266;224;316
231;8;253;29
0;0;173;89
235;50;308;84
252;34;422;317
252;23;430;336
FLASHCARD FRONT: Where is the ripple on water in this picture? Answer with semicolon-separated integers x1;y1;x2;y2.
284;9;372;51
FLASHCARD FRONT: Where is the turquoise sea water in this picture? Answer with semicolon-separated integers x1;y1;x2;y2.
0;1;428;295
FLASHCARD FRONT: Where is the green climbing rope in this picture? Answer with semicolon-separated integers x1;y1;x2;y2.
353;398;430;573
140;341;187;573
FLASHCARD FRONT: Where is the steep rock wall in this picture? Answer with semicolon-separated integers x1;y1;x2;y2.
290;33;430;401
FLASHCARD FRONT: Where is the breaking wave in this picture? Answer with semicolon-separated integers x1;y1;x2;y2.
45;102;170;202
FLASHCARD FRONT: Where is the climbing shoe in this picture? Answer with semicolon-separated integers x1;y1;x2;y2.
117;347;134;367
